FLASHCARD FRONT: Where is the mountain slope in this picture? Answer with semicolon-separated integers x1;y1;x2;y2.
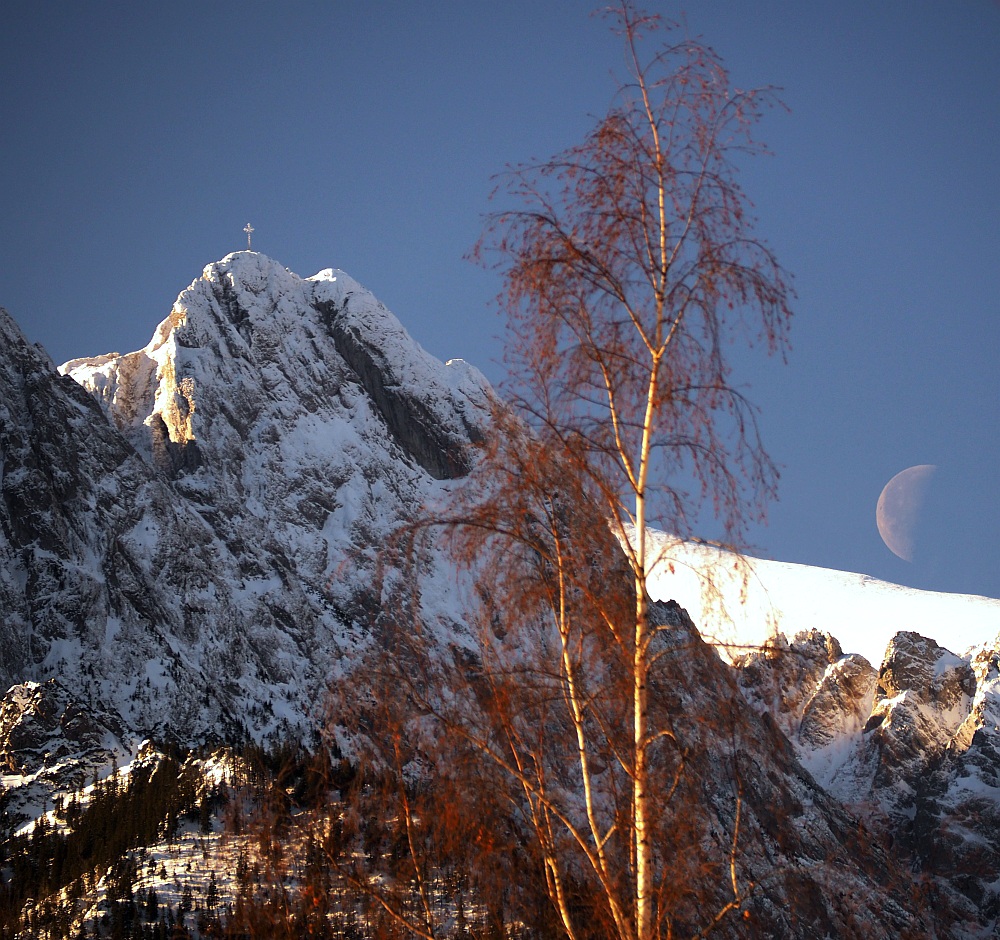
3;253;1000;935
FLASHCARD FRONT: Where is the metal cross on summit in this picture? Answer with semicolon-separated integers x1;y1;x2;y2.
244;223;254;250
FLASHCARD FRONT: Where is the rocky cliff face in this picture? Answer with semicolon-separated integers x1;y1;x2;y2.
2;253;490;746
0;306;234;740
736;628;1000;932
630;607;927;938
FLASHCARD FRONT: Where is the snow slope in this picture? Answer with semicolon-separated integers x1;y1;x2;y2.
645;532;1000;666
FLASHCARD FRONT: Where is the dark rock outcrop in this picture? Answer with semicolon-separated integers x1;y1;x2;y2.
736;627;1000;934
643;608;930;938
0;679;133;828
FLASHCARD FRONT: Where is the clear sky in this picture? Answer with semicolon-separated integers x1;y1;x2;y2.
2;1;997;602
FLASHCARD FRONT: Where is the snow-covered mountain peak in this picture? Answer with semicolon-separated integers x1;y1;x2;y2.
62;253;491;481
0;255;493;744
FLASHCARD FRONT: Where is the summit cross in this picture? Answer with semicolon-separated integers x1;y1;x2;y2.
244;223;254;250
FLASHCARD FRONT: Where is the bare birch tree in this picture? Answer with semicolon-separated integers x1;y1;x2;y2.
464;4;792;938
323;5;792;939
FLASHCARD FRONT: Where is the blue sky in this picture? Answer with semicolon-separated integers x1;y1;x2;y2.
1;1;997;603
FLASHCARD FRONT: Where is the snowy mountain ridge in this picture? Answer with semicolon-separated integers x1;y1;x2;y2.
646;532;1000;667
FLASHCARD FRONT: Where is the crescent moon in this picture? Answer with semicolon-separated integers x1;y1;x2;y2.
876;464;937;562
